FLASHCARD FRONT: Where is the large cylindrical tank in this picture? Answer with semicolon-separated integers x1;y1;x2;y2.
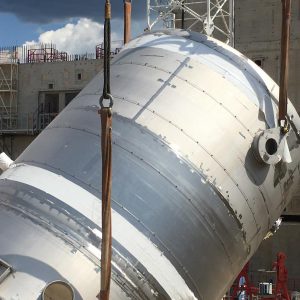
0;30;299;300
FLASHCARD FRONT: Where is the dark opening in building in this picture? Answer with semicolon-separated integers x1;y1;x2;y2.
65;92;79;107
39;93;59;130
77;73;82;80
44;94;59;114
48;83;54;89
255;59;262;66
254;58;264;68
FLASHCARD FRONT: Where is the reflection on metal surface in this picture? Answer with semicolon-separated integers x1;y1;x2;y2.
42;281;74;300
0;30;299;300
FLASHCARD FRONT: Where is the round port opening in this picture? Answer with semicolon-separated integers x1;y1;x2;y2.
265;138;278;155
42;281;74;300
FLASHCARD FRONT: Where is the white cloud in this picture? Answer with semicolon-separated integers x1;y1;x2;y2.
25;18;123;54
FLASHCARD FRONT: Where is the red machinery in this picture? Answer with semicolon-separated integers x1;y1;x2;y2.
273;252;290;300
230;262;258;299
225;252;291;300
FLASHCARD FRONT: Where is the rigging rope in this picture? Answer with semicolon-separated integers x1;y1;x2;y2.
99;1;113;299
279;0;291;134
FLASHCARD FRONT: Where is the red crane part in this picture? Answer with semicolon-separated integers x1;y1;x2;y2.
273;252;290;300
231;263;258;299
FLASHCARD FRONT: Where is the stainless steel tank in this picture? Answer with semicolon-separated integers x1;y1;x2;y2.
0;30;299;300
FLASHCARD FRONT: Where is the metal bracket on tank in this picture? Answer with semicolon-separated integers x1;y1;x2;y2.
252;127;289;165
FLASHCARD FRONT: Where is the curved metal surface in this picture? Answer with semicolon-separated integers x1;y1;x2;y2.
0;30;299;300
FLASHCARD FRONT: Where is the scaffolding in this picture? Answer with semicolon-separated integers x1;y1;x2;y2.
146;0;235;46
0;47;19;130
96;41;123;59
26;44;68;63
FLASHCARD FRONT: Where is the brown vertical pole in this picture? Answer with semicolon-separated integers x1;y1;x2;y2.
100;106;113;300
278;0;291;131
100;0;113;299
124;0;132;44
181;0;185;29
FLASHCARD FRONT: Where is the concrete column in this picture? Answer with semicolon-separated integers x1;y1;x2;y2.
59;92;65;112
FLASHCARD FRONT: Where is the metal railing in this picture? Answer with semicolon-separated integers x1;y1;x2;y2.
0;43;108;64
249;271;300;292
0;111;59;135
96;41;123;59
38;113;58;130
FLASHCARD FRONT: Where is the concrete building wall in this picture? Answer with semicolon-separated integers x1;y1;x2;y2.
249;224;300;291
235;0;300;112
18;59;103;116
0;135;36;160
235;1;300;212
0;59;103;160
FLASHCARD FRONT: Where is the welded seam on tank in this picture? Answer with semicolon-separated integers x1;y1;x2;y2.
0;176;173;298
1;164;198;300
51;98;269;235
87;56;261;133
113;129;246;238
17;121;243;295
34;123;247;232
0;199;159;300
66;93;271;229
236;156;271;228
115;47;267;115
113;45;298;139
113;57;273;230
194;37;275;101
125;36;277;116
17;140;222;297
37;124;249;253
45;111;261;242
109;196;202;297
111;141;236;266
111;95;260;230
15;158;201;298
113;61;258;136
0;200;94;262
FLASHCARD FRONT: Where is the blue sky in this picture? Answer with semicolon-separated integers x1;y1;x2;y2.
0;1;145;53
0;13;72;46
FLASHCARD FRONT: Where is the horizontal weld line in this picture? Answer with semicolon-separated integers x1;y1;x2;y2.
113;94;260;232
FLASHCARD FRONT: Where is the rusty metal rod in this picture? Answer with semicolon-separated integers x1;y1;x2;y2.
181;0;185;29
278;0;291;127
100;107;113;300
100;1;113;299
124;0;132;44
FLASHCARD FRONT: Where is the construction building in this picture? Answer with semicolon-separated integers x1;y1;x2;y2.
0;44;105;159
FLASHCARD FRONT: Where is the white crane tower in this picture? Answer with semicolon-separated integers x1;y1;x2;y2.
146;0;235;46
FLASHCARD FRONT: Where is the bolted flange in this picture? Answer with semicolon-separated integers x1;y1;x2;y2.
252;127;287;165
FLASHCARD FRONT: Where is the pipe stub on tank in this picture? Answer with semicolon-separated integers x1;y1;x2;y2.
252;127;286;165
42;280;74;300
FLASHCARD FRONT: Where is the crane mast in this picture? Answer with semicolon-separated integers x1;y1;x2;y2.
147;0;235;46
